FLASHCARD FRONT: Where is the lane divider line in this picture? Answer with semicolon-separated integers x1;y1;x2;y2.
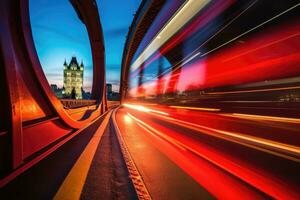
54;111;112;200
112;108;152;200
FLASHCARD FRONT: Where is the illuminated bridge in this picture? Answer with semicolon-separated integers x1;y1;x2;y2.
1;0;300;199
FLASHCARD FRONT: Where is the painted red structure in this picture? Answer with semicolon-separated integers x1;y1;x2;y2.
0;0;106;186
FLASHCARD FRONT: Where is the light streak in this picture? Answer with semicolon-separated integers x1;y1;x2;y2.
169;106;220;112
130;0;235;80
123;103;169;116
123;113;262;199
130;0;212;72
200;2;300;57
0;131;7;136
120;111;300;199
147;0;243;80
123;114;133;123
141;110;300;162
126;112;186;151
223;32;300;63
156;51;202;80
206;85;300;95
223;113;300;124
129;28;300;98
162;0;258;76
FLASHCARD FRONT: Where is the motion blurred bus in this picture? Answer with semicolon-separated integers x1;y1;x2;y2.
122;0;300;117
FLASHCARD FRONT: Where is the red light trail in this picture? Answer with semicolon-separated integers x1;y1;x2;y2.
116;104;300;199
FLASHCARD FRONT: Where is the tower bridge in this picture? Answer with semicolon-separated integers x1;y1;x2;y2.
1;0;300;199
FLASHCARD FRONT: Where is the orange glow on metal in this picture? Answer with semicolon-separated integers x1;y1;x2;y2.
123;103;169;116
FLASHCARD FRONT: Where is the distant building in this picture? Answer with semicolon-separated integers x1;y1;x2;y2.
106;83;113;100
50;84;58;91
50;84;64;98
107;83;112;94
106;83;120;101
63;57;84;99
111;91;120;101
82;89;91;100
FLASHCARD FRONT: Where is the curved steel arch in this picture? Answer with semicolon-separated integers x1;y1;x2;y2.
20;0;107;128
0;0;106;184
120;0;166;101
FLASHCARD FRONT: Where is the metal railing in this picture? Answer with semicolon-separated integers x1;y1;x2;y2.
60;99;97;108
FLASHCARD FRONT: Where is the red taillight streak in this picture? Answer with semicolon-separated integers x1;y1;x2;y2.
117;109;266;199
129;26;300;97
126;110;300;199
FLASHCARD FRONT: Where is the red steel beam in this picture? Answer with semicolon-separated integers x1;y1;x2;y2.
0;0;106;184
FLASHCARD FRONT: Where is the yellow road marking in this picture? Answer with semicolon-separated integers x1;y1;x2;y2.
54;111;112;200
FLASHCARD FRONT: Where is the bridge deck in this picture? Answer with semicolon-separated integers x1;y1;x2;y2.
3;103;300;199
0;110;136;199
0;107;217;199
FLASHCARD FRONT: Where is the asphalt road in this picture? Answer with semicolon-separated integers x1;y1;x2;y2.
115;104;300;199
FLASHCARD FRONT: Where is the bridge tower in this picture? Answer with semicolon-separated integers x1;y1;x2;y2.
63;57;84;99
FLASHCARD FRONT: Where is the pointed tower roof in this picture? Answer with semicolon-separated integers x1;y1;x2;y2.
80;60;84;67
69;56;79;67
63;58;67;66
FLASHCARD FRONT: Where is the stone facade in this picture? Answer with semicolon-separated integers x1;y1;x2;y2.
63;57;84;99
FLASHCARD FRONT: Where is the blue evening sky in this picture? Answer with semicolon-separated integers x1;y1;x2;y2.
97;0;141;91
29;0;141;92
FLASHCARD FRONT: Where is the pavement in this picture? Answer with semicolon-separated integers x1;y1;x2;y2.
0;111;137;200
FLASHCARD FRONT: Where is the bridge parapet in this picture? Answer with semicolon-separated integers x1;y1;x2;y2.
61;99;97;109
